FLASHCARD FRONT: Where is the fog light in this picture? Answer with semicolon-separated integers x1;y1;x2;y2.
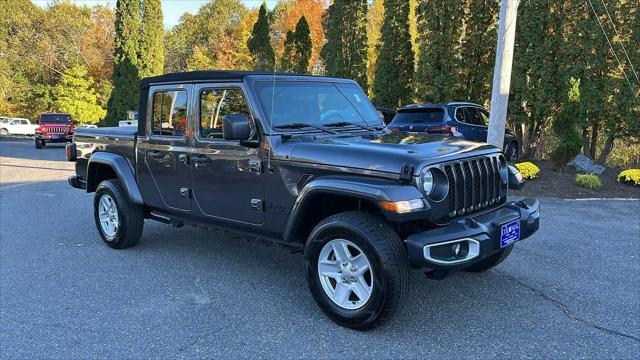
452;243;461;257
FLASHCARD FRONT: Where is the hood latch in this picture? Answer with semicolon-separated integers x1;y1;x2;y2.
399;163;414;183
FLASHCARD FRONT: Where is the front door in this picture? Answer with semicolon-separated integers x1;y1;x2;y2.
190;84;264;225
142;86;192;211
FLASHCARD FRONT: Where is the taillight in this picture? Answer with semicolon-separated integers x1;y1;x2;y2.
426;125;459;136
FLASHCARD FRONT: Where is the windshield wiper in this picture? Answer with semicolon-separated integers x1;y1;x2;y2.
273;123;337;134
324;121;384;132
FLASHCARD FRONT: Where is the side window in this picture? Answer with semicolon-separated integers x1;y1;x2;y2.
152;90;187;136
20;120;28;124
479;109;490;126
199;88;250;139
466;108;483;126
455;107;467;123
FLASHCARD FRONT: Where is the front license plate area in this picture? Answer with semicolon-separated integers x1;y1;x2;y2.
500;219;520;248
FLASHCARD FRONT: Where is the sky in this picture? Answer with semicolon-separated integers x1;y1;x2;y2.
32;0;279;29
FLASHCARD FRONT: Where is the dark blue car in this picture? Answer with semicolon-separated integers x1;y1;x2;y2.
387;102;520;161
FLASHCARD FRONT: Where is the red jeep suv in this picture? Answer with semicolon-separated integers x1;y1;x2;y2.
35;113;75;149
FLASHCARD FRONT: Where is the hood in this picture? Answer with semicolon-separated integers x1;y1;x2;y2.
283;132;499;175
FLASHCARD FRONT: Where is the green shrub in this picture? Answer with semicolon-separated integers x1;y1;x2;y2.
575;174;602;190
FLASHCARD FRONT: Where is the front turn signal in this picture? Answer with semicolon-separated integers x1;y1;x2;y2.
380;199;425;213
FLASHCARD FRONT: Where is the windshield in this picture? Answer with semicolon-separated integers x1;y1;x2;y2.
254;81;381;129
391;109;445;124
41;114;71;124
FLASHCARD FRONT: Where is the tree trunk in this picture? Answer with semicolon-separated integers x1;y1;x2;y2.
597;135;614;165
582;127;590;156
589;122;600;159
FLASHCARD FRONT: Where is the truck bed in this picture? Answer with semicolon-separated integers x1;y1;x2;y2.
73;126;138;182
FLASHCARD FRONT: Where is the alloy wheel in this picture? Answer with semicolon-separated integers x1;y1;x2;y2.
317;239;373;310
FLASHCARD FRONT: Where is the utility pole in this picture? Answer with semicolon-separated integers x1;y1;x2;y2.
487;0;520;150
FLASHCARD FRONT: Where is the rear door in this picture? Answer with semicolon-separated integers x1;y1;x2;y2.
190;83;264;225
455;107;484;141
140;85;192;211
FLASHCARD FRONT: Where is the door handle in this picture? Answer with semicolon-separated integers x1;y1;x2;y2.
191;154;212;163
148;151;166;159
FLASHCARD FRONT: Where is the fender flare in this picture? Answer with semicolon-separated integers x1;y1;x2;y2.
86;152;144;205
282;176;425;242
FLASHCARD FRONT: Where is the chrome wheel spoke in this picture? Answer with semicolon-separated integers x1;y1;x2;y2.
331;240;351;262
351;254;370;274
318;260;340;279
333;283;351;305
352;277;371;301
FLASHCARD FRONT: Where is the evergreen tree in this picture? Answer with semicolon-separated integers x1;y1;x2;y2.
280;30;296;72
414;0;465;102
372;0;414;108
139;0;164;78
53;65;106;124
248;2;275;71
106;0;141;126
321;0;368;91
508;0;567;159
292;16;312;73
551;78;583;171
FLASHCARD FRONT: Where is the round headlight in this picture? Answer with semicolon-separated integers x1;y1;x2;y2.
422;169;434;194
420;167;449;202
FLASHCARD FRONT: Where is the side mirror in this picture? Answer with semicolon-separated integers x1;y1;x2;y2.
222;114;250;141
508;165;525;190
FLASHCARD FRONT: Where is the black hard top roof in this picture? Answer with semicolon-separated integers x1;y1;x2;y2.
140;70;334;89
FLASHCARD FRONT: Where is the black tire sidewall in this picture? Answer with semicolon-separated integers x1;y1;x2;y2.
305;219;391;329
93;181;126;247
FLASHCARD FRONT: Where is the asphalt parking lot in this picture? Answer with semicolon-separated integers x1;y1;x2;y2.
1;139;639;359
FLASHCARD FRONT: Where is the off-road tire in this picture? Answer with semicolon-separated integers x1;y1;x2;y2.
304;211;409;330
464;245;514;273
93;179;144;249
35;138;44;149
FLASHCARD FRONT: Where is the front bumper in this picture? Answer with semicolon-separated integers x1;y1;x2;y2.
36;134;73;143
406;198;540;270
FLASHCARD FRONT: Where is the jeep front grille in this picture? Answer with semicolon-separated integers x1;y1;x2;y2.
48;127;67;134
442;154;506;217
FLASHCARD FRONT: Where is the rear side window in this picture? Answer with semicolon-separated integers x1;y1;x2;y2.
152;90;188;136
392;109;444;124
199;88;250;139
466;108;484;126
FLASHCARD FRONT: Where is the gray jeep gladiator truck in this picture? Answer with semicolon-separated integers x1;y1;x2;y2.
67;71;539;330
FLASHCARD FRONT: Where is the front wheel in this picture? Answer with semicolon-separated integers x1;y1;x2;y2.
304;212;409;330
93;179;144;249
0;129;8;135
35;138;45;149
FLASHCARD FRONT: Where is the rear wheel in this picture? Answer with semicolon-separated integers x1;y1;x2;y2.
304;211;409;330
93;179;144;249
464;245;513;273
